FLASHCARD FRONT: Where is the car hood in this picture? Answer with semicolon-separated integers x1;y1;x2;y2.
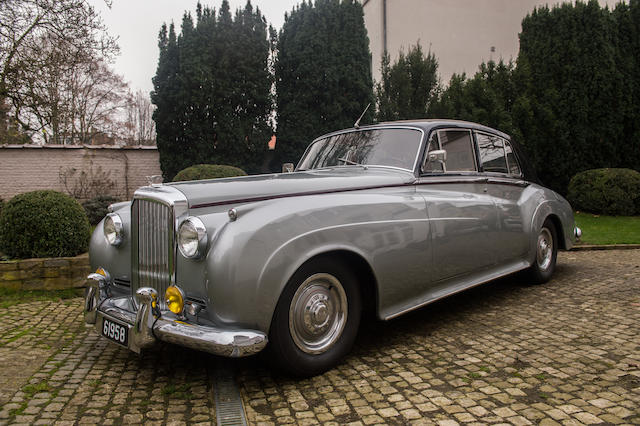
168;167;415;209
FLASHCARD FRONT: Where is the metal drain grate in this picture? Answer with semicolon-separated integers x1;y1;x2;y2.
214;363;247;426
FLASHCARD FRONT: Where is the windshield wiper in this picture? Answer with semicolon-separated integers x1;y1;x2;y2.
338;157;363;166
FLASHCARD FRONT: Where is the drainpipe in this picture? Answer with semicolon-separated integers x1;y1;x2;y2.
383;0;387;54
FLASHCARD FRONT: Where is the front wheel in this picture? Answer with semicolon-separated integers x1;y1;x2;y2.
527;218;558;284
268;257;361;377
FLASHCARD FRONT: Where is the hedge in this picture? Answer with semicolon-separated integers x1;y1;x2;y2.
567;168;640;216
172;164;247;182
0;190;91;259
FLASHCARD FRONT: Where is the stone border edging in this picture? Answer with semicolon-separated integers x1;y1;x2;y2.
571;244;640;251
0;253;90;290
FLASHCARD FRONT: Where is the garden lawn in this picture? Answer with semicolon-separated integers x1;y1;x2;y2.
574;212;640;245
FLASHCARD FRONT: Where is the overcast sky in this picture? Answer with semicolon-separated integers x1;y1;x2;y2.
88;0;299;95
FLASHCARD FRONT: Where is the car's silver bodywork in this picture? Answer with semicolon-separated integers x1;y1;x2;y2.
85;120;577;358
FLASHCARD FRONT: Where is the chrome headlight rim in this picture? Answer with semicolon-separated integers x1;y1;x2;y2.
103;213;124;246
178;217;208;259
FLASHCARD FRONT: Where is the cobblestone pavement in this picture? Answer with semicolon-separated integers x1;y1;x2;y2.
0;250;638;425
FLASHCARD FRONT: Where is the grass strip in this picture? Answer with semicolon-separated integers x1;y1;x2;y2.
574;212;640;245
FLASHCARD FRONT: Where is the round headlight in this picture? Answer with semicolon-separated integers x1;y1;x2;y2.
165;285;185;315
104;213;124;246
178;217;208;259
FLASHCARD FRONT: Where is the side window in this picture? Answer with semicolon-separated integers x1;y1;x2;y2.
504;140;522;175
438;130;476;172
477;133;508;173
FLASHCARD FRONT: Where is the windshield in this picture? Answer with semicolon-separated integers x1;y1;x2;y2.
297;128;423;171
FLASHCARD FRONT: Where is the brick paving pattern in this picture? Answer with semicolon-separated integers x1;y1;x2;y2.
0;250;638;425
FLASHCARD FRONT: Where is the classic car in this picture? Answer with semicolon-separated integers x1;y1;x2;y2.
84;119;581;376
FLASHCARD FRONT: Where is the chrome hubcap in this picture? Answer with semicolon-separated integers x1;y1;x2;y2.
289;273;348;354
537;228;553;271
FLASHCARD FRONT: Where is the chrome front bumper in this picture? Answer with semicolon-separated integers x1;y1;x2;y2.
84;274;267;357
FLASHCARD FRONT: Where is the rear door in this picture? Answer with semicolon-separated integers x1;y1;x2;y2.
475;132;529;263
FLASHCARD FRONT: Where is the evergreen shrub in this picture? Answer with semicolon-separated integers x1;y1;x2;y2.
172;164;247;182
0;190;91;259
82;195;119;226
567;168;640;216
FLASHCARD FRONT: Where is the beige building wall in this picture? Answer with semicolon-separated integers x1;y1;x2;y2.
363;0;621;84
0;145;162;201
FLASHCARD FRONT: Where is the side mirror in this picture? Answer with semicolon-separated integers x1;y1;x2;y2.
428;150;447;164
423;149;447;173
282;163;294;173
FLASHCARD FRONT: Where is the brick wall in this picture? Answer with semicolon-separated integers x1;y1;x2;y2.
0;145;162;201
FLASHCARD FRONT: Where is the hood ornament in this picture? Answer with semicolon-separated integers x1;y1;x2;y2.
146;175;164;187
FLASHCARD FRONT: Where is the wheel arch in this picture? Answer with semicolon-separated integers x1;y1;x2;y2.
267;249;379;331
546;214;566;250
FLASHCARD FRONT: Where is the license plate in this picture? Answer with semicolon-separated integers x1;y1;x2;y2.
102;318;129;347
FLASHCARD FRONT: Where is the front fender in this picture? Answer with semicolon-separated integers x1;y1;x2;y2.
88;202;132;281
203;190;428;333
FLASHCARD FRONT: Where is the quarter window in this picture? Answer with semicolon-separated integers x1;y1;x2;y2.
477;133;508;174
504;140;522;175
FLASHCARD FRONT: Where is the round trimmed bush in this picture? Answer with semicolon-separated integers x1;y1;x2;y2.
172;164;247;182
567;168;640;216
0;190;91;259
82;195;119;226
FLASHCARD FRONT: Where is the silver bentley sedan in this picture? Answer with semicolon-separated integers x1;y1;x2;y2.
84;119;580;376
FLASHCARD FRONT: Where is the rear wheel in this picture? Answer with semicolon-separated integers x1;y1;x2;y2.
268;257;361;377
527;218;557;284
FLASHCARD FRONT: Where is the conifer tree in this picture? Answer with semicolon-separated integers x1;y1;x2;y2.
429;60;519;138
275;0;374;164
152;1;272;180
375;43;439;122
515;0;624;193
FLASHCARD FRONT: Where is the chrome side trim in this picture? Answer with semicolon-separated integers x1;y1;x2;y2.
384;260;530;320
485;177;529;187
415;176;488;185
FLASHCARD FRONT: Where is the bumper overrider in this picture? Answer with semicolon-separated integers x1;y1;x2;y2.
83;272;267;357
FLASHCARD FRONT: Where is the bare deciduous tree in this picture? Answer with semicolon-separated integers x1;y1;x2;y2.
0;0;118;140
123;90;156;146
14;34;129;144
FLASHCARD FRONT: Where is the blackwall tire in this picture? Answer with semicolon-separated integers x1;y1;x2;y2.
268;257;361;377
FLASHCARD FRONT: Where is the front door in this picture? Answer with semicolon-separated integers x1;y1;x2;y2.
417;128;499;283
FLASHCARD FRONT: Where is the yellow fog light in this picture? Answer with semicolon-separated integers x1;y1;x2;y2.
165;286;185;315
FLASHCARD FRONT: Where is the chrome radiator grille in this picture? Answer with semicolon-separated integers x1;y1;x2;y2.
131;198;174;301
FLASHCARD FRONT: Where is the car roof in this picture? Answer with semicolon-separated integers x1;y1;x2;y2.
313;119;540;185
359;119;511;140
